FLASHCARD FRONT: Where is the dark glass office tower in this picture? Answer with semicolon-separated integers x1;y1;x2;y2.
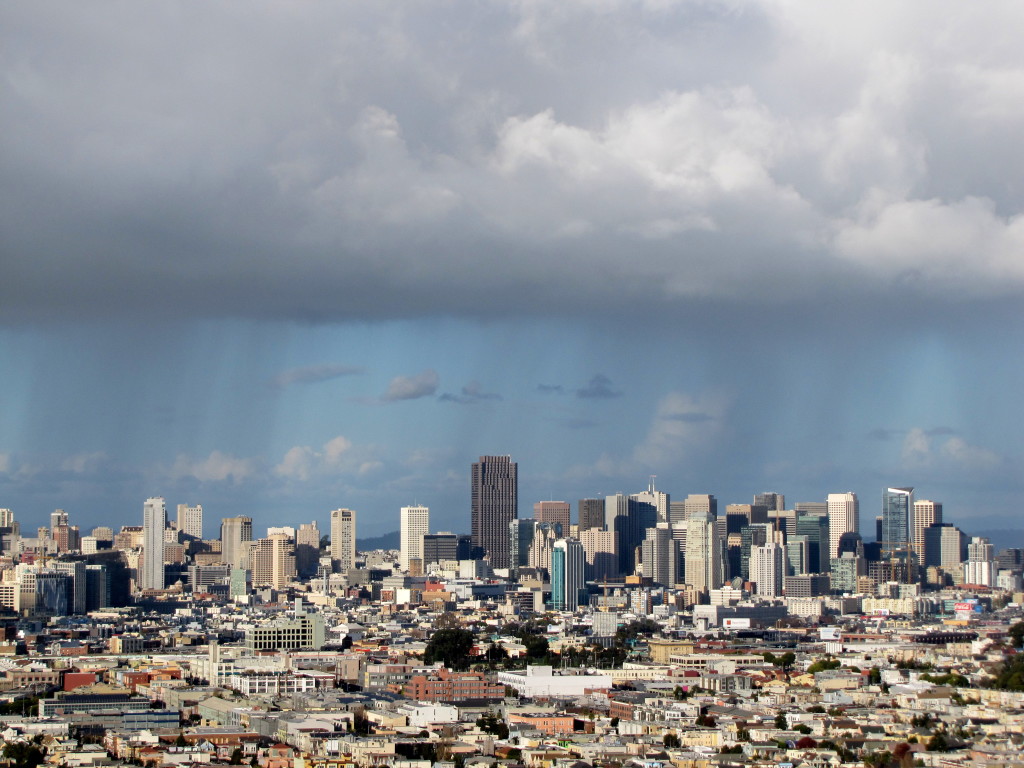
471;455;518;569
882;487;913;551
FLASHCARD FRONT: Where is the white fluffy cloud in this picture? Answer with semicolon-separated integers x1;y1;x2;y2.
902;427;1002;473
169;451;255;484
274;435;379;481
382;369;440;402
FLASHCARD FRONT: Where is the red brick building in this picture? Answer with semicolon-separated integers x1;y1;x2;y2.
400;668;505;702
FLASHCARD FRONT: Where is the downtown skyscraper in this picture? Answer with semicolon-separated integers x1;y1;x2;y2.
881;487;913;552
827;492;859;562
141;497;166;591
330;508;357;573
471;455;517;570
400;505;430;572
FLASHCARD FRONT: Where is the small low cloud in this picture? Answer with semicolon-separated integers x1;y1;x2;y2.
170;450;255;484
538;383;564;394
270;363;363;390
439;380;502;404
382;369;439;401
576;374;622;399
60;452;108;474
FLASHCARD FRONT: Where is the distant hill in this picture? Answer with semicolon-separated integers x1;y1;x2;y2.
356;529;400;551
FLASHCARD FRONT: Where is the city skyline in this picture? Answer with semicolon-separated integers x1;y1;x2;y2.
2;3;1023;541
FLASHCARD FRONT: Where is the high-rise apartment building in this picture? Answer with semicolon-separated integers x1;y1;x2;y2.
400;505;430;572
580;528;618;580
220;516;253;570
533;501;570;535
470;456;518;570
881;487;913;551
750;537;786;597
330;508;357;572
641;524;679;587
827;492;859;563
578;498;606;531
250;533;297;589
912;499;942;560
176;504;203;540
685;510;723;594
141;497;166;591
964;537;996;587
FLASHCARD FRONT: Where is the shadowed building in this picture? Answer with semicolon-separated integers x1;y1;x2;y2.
471;455;518;569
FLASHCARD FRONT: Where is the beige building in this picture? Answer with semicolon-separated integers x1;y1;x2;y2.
249;534;296;589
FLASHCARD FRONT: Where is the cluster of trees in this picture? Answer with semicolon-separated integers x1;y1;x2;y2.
476;711;510;739
806;657;842;674
2;741;46;768
423;628;476;670
919;671;970;687
1008;620;1024;648
762;651;796;670
988;653;1024;691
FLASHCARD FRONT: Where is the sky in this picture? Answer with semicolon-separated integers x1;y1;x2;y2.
2;1;1024;542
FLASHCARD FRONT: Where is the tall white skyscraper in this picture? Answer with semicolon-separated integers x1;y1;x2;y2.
750;537;786;597
176;504;203;540
827;492;859;563
141;497;166;591
400;505;430;571
330;508;357;572
685;510;723;594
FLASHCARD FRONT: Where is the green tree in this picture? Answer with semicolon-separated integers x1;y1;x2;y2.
476;711;510;739
774;713;788;729
807;657;842;674
229;748;244;765
1009;620;1024;648
424;628;475;670
175;733;188;747
1;743;46;768
663;733;680;748
926;733;949;752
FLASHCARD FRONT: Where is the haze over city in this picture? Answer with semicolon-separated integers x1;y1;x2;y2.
2;2;1024;539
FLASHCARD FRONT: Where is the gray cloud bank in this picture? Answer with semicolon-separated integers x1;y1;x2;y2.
3;2;1024;326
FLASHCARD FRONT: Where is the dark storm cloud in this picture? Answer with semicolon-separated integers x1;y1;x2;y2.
576;374;622;400
3;2;1024;329
269;364;364;390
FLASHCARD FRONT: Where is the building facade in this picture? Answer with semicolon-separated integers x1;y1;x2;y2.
470;455;518;570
